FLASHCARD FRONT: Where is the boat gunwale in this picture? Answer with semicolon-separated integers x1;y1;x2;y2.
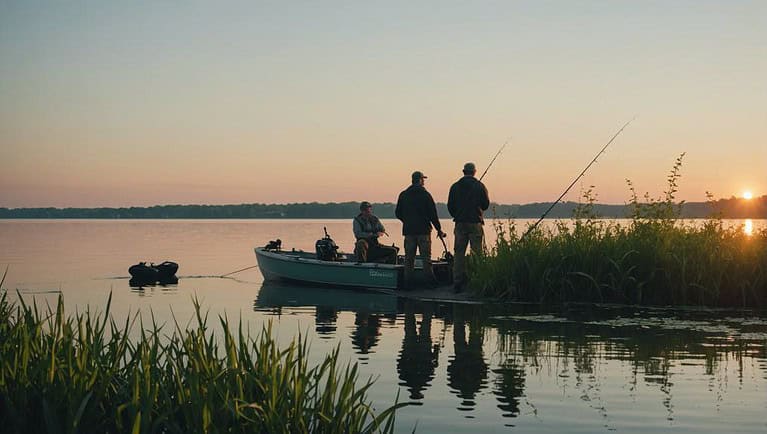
255;247;402;289
254;247;449;269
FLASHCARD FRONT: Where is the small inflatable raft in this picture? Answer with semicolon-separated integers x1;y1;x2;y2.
128;261;179;281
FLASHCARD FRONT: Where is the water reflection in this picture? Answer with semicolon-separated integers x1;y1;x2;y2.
253;282;767;432
446;304;489;412
128;276;179;295
397;301;439;402
745;218;754;236
315;306;337;337
492;358;525;419
352;312;383;356
254;282;397;314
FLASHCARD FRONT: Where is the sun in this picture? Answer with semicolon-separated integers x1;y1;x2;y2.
743;191;753;200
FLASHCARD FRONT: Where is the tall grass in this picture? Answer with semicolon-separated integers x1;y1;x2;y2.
470;154;767;307
0;292;403;433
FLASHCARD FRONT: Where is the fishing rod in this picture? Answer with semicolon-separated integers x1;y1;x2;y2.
479;139;509;181
520;117;636;241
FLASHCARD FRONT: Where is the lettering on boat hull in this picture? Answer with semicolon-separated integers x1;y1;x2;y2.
369;270;395;280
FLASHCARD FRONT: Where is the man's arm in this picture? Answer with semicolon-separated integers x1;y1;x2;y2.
426;192;442;232
395;192;404;221
374;216;386;235
447;184;457;218
479;183;490;211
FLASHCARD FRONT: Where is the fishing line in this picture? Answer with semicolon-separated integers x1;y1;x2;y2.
219;264;259;278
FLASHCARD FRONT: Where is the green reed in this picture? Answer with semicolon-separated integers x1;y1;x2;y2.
0;292;403;434
470;154;767;307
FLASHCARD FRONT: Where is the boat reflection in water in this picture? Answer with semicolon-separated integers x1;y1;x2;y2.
253;282;767;433
254;281;398;351
254;281;398;314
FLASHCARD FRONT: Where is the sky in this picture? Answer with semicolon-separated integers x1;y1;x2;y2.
1;1;765;208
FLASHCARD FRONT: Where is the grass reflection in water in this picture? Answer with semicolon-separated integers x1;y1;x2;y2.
265;290;767;431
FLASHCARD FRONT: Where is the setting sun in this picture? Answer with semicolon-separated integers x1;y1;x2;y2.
743;191;753;200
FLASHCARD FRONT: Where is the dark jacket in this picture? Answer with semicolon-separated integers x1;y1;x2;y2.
353;214;386;241
447;175;490;224
395;184;442;236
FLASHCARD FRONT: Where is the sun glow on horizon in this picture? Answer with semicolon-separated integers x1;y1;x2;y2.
743;191;753;200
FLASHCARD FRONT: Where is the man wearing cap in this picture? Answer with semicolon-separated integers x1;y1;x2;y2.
447;162;490;292
353;202;398;263
395;171;447;288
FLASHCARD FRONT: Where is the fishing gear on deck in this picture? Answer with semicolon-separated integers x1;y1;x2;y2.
520;117;636;241
437;232;453;263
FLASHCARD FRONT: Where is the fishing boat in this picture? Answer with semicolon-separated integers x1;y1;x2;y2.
254;232;452;290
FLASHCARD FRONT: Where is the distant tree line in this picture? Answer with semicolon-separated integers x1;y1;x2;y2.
1;196;764;219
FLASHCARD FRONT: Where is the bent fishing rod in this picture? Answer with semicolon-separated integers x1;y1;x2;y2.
479;139;509;181
520;117;636;241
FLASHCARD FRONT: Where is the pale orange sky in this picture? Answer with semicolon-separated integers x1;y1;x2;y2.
1;1;765;208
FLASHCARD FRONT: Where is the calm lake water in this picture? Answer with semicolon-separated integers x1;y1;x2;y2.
1;219;766;433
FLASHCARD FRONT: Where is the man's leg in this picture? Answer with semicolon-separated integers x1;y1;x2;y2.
467;223;485;256
453;224;470;290
368;243;398;264
354;239;369;262
418;235;437;285
403;236;417;288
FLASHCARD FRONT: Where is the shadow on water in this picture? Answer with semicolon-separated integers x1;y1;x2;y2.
128;276;179;293
252;281;767;429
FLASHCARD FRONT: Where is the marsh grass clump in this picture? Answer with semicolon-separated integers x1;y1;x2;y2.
470;154;767;308
0;292;403;434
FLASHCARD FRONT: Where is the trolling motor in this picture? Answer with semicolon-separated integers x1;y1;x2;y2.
315;227;339;261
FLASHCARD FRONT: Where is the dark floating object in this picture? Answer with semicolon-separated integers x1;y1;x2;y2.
264;239;282;251
128;261;179;282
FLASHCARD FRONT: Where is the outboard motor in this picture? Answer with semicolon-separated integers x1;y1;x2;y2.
315;227;339;261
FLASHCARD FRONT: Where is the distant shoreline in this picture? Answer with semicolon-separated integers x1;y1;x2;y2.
1;197;765;219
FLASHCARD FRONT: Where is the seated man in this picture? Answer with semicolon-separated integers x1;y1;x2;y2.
353;201;398;263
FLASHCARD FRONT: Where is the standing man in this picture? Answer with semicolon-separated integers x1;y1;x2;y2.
447;162;490;292
353;201;398;263
395;171;447;289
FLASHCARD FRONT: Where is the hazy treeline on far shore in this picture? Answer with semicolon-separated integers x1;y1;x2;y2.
1;196;765;219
